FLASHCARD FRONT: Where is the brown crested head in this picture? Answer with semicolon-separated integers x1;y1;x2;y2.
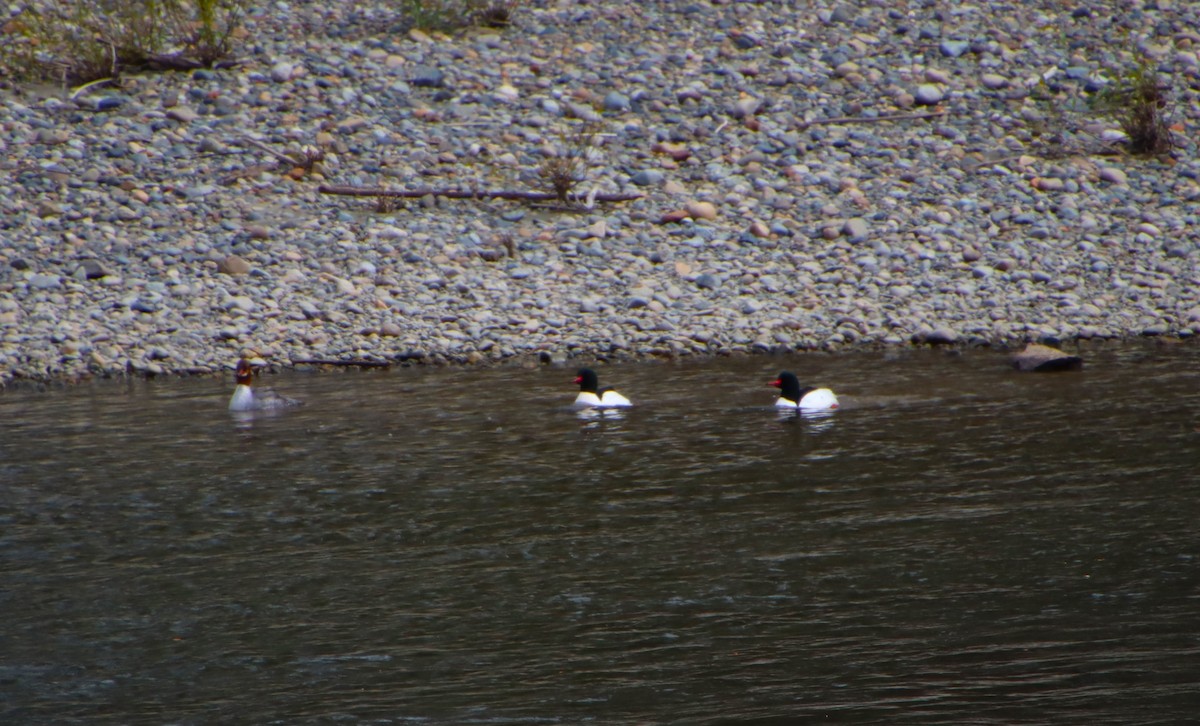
235;359;254;385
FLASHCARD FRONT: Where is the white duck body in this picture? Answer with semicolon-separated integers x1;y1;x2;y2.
573;369;632;409
770;371;839;412
229;386;300;412
775;387;839;411
229;384;256;412
229;359;302;411
573;391;603;408
599;389;632;407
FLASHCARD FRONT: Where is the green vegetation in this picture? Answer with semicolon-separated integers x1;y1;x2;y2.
538;120;602;203
400;0;520;33
0;0;248;86
183;0;248;67
1092;59;1175;156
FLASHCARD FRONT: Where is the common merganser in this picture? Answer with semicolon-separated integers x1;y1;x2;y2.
229;358;302;411
770;371;839;411
573;368;632;408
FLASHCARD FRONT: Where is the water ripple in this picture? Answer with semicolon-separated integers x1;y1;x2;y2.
1;345;1198;723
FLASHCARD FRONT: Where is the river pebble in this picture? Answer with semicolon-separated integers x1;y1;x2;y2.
0;0;1198;384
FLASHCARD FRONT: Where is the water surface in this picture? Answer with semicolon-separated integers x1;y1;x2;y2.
2;343;1198;724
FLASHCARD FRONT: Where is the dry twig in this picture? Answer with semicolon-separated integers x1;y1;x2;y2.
797;110;948;131
318;185;643;204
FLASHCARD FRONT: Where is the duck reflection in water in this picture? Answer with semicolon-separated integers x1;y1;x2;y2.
576;405;628;430
776;406;837;434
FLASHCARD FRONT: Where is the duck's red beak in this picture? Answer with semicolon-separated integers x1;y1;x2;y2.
768;378;781;388
573;375;583;384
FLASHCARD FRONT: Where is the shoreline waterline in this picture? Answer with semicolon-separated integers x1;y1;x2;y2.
1;333;1192;392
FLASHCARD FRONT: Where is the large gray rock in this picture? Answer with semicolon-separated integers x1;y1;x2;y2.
1011;343;1083;372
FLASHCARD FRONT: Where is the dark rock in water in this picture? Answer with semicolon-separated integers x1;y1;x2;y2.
1011;343;1083;372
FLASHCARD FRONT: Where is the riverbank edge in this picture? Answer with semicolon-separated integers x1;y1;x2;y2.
3;330;1192;393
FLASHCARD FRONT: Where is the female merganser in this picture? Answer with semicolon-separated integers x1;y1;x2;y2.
770;371;839;411
573;368;632;408
229;358;302;411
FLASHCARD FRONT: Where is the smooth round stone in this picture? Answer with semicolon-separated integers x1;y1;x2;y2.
270;62;295;83
1099;167;1128;185
227;296;256;312
940;40;969;58
924;327;959;344
730;97;761;118
603;92;631;113
411;67;446;88
925;69;951;84
29;274;62;290
980;73;1009;89
834;62;860;78
631;169;665;186
843;217;869;242
828;5;855;23
685;200;717;221
218;255;251;275
914;84;945;105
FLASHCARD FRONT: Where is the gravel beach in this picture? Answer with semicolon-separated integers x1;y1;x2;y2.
2;0;1199;385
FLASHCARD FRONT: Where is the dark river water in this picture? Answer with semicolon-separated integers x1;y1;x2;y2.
2;342;1199;725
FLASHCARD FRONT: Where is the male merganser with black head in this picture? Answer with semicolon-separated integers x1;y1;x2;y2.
573;368;632;408
229;358;302;411
770;371;839;411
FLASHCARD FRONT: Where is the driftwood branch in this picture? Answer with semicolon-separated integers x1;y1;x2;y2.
798;110;948;130
144;52;204;71
69;77;119;99
218;163;272;186
233;136;325;177
317;184;644;203
239;136;300;165
144;53;241;72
